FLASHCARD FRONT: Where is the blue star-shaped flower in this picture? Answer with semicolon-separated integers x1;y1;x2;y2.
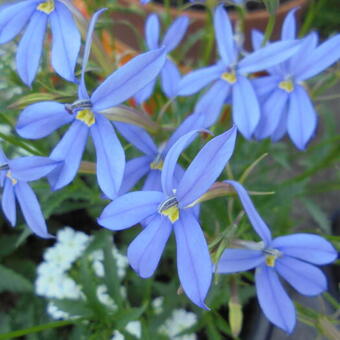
0;0;81;85
217;180;337;333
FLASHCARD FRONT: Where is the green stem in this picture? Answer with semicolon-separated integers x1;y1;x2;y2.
261;13;276;46
0;319;82;340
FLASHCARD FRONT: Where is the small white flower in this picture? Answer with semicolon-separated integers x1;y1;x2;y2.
126;321;142;338
152;296;164;315
47;302;70;320
96;285;117;310
111;330;124;340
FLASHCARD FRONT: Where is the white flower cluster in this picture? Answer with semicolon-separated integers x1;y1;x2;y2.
111;321;142;340
159;309;197;340
35;226;128;320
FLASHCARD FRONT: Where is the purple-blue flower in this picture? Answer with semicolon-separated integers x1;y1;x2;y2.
0;0;81;86
0;148;60;238
217;180;337;333
98;126;237;308
252;9;340;150
135;14;189;103
178;5;301;138
16;10;166;199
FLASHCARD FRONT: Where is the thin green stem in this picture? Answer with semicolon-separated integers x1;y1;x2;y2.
261;13;276;46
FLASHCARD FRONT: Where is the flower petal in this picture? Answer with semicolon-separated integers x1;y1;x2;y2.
119;156;152;194
216;249;264;273
16;102;74;139
161;130;203;197
238;40;300;74
254;88;288;139
296;34;340;81
287;85;317;150
16;10;48;86
194;79;230;127
48;121;89;191
162;16;189;53
271;233;337;265
251;30;264;51
145;13;160;50
9;156;60;182
174;210;212;309
0;0;37;44
91;48;166;111
114;122;157;156
276;256;327;296
177;126;237;207
134;79;156;104
232;75;260;139
255;265;296;334
91;115;125;199
143;170;162;191
214;5;236;66
98;191;164;230
50;1;80;82
1;179;16;226
281;8;297;40
161;58;181;98
178;63;224;96
224;180;272;245
128;214;172;278
14;181;52;238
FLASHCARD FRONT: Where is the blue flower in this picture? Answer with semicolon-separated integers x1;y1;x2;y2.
178;5;301;138
116;111;206;193
0;147;60;238
98;126;237;308
0;0;81;85
16;10;167;199
135;14;189;104
216;180;337;333
252;9;340;150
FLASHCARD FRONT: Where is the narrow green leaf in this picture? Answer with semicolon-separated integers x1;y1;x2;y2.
0;265;33;293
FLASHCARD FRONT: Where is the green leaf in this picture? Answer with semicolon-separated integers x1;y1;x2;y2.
52;299;92;318
0;235;20;258
0;264;33;293
114;305;147;330
301;198;331;233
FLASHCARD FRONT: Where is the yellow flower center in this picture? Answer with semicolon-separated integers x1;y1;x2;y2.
6;171;17;185
76;109;96;127
159;196;179;223
279;79;294;93
150;159;164;170
265;255;277;267
264;248;282;267
37;0;55;14
221;72;237;84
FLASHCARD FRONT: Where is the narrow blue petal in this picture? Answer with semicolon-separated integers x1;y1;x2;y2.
9;156;60;182
232;75;260;139
251;30;264;51
0;147;8;164
224;180;272;245
178;63;224;96
255;265;296;333
14;181;52;238
281;8;297;40
114;122;158;156
217;249;264;273
16;102;73;139
16;11;47;86
174;211;212;309
128;215;172;278
0;0;37;44
91;48;166;111
162;130;203;197
160;58;181;98
238;40;300;74
194;79;230;127
271;108;287;142
287;85;317;150
276;256;327;296
78;9;107;99
91;115;125;199
1;179;16;226
50;1;80;82
165;112;207;152
134;79;156;104
271;233;337;265
254;88;288;140
251;75;280;98
173;164;185;189
177;127;237;207
119;156;151;194
48;121;89;191
145;13;160;50
143;170;162;191
162;16;189;53
296;34;340;81
214;5;236;65
98;191;164;230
